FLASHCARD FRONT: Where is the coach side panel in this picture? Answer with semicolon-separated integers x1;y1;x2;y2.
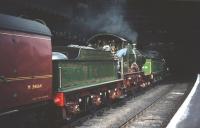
0;30;52;113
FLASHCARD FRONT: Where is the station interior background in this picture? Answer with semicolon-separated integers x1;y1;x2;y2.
1;0;200;79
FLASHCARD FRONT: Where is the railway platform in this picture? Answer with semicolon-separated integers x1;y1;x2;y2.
167;74;200;128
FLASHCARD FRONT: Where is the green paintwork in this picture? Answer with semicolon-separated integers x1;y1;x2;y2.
53;46;118;93
53;45;112;60
55;60;117;92
142;59;165;75
77;48;112;60
142;59;152;75
122;45;146;72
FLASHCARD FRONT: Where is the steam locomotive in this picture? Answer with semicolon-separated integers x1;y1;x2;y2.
0;14;168;124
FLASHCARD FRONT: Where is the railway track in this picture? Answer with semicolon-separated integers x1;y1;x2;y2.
120;82;190;128
61;80;192;128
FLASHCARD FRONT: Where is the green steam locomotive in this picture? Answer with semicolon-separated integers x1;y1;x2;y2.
52;33;168;120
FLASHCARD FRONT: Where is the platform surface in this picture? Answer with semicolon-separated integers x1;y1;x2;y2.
167;74;200;128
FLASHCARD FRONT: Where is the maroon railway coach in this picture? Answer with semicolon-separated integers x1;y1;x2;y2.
0;14;52;116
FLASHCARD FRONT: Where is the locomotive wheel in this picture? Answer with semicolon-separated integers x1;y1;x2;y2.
87;97;98;114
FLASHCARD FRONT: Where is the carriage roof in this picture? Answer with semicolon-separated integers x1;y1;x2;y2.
0;13;51;36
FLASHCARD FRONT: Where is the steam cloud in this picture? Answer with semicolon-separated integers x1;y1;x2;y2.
72;1;138;43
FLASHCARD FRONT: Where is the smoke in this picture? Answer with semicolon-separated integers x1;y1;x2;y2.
72;1;138;43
